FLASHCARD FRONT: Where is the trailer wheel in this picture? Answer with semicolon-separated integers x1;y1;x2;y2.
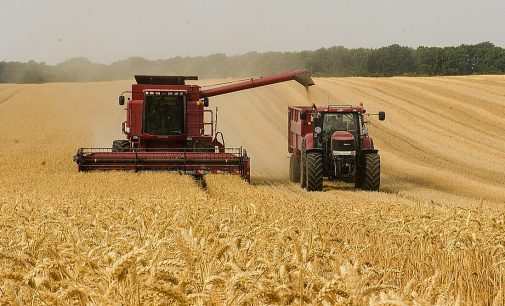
112;140;130;152
289;154;300;183
361;153;380;191
300;152;307;188
306;152;323;192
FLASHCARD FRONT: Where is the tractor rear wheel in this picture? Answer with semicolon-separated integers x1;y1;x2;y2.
306;152;323;191
289;154;300;183
112;140;130;152
360;153;380;191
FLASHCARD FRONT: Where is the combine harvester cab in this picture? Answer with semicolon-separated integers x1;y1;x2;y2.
74;70;314;182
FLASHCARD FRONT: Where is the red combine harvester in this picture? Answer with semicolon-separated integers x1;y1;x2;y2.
288;104;385;191
74;70;314;182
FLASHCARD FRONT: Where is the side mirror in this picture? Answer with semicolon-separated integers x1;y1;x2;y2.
118;96;125;106
378;111;386;121
203;97;209;107
300;112;307;120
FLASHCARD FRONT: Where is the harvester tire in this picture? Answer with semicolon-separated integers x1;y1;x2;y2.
289;154;300;183
112;140;130;152
361;153;380;191
306;152;323;192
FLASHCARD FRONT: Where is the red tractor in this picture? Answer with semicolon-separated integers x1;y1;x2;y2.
288;104;385;191
74;70;314;182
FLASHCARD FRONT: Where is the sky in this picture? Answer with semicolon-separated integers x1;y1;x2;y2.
1;0;504;64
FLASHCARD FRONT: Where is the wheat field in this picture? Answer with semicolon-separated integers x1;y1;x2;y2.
1;76;505;305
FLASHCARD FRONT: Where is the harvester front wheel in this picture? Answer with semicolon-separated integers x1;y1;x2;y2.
112;140;130;152
361;153;380;191
306;152;323;192
289;154;300;183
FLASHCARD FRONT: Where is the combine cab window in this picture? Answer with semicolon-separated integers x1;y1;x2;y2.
144;94;185;135
323;113;358;133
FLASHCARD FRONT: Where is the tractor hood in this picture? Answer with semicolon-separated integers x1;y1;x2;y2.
331;131;354;141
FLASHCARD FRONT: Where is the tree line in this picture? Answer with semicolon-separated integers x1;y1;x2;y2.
2;42;505;83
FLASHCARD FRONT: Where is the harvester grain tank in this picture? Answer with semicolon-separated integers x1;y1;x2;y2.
288;104;385;191
74;70;314;182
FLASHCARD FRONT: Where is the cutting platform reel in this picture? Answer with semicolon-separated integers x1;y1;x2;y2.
74;147;250;181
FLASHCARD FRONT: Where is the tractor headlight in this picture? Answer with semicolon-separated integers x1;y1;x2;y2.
332;150;356;156
314;127;322;134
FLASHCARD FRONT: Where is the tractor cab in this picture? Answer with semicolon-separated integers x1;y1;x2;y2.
311;105;384;151
317;112;360;151
322;112;358;133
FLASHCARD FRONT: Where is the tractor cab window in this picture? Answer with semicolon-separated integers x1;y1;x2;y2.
323;113;357;133
144;93;185;135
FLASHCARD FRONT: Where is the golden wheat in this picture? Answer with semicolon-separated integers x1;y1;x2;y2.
1;76;505;305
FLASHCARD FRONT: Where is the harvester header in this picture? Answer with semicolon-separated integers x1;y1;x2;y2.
74;70;314;182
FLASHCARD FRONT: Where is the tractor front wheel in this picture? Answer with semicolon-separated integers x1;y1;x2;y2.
112;140;131;152
360;153;380;191
289;154;300;183
306;152;323;191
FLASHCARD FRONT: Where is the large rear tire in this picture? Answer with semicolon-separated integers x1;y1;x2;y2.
289;154;300;183
306;153;323;192
360;153;380;191
112;140;130;152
